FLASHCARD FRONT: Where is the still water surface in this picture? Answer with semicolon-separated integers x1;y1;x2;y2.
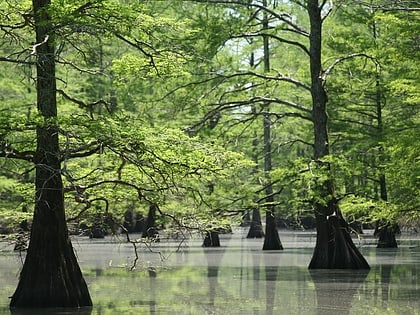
1;229;420;314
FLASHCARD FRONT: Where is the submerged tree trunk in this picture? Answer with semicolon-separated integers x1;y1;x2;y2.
247;207;265;238
309;211;370;269
10;0;92;308
307;0;369;269
202;230;221;247
142;203;159;240
375;222;398;248
263;209;283;250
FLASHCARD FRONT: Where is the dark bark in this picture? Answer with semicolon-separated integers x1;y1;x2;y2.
309;214;369;269
10;0;92;308
123;210;144;233
263;209;283;250
260;1;282;251
202;230;221;247
142;204;159;240
307;0;369;269
262;113;282;250
375;223;399;248
374;55;397;247
246;207;265;238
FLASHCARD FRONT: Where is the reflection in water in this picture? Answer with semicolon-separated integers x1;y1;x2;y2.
148;268;157;315
310;269;369;315
2;231;420;314
252;252;261;315
264;255;279;315
376;249;396;308
205;247;225;310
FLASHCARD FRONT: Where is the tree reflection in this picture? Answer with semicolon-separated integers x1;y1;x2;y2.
309;269;369;315
204;248;225;309
264;255;279;315
148;267;157;314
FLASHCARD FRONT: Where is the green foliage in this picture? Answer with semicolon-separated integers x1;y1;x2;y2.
0;0;418;235
56;112;254;229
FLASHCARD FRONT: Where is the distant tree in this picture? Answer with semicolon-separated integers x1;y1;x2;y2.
325;2;419;246
185;0;369;267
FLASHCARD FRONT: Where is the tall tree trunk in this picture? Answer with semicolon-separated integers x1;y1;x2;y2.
371;17;397;247
261;0;282;250
307;0;369;269
247;106;264;238
262;112;283;250
10;0;92;308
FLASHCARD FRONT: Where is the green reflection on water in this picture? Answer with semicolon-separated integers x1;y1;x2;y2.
2;234;420;314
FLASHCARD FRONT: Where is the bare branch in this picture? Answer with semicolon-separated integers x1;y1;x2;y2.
322;53;379;82
56;58;104;75
113;33;159;75
0;56;34;65
0;148;35;162
230;31;310;56
217;70;311;91
190;0;310;36
30;35;49;55
57;89;110;114
60;140;103;161
355;1;420;11
64;179;151;200
321;0;334;22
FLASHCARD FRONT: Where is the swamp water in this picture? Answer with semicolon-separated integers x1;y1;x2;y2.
1;229;420;314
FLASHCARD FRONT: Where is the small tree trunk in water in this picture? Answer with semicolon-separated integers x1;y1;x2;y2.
375;222;398;248
10;0;92;308
202;230;221;247
142;204;159;240
263;209;283;250
247;207;265;238
307;0;368;269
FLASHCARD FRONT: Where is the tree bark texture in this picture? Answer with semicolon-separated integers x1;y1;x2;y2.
307;0;369;269
375;222;398;248
263;210;283;250
203;231;221;247
246;207;265;238
10;0;92;308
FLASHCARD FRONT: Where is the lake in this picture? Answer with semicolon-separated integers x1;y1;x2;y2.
1;228;420;314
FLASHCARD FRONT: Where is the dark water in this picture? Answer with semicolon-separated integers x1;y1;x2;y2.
1;229;420;314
